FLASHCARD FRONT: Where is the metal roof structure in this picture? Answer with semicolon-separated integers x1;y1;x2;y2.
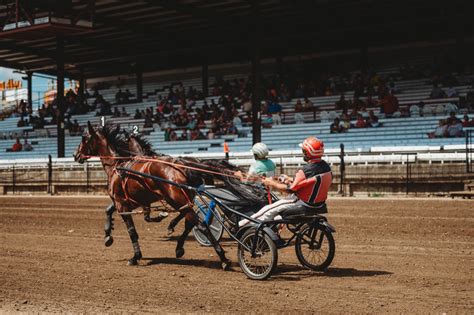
0;0;471;79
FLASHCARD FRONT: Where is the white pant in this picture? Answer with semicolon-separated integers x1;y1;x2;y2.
239;196;297;227
272;114;282;125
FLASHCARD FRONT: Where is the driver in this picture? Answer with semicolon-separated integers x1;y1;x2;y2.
239;136;332;227
248;142;276;177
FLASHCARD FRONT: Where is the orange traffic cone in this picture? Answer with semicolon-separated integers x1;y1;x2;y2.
223;142;229;160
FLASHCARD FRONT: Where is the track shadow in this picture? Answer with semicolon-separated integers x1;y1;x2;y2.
141;257;239;272
271;264;392;281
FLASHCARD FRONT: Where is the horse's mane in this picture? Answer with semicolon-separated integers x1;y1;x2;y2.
129;133;164;156
98;125;130;156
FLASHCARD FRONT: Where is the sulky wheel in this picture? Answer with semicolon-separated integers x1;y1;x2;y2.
295;224;335;271
237;228;278;280
192;200;224;247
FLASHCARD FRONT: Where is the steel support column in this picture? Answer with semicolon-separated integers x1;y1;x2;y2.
27;72;32;110
78;67;85;99
202;60;209;97
56;36;65;158
251;1;262;145
136;65;143;102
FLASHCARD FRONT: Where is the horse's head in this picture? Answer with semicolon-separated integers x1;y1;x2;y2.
74;121;107;163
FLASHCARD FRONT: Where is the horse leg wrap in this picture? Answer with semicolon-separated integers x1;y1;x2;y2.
128;227;139;243
104;204;116;234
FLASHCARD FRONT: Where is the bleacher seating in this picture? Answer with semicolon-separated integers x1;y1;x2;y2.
1;60;473;161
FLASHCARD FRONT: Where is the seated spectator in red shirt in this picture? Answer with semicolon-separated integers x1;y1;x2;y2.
294;99;303;112
381;90;399;117
355;114;366;128
462;115;471;127
12;138;22;152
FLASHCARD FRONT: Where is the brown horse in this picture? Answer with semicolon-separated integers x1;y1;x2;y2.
74;122;230;269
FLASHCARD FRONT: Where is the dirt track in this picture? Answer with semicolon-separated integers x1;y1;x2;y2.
0;196;473;313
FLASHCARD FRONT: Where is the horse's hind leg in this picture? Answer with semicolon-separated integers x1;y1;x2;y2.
121;214;142;265
167;211;186;235
104;203;115;247
175;209;194;258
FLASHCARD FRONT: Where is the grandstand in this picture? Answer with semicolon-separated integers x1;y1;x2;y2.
0;0;473;195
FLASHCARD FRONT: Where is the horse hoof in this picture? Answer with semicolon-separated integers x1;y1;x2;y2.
176;248;185;258
104;236;114;247
127;259;138;266
221;260;231;271
167;227;175;236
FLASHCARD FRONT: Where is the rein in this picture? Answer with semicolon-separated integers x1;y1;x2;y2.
83;154;249;180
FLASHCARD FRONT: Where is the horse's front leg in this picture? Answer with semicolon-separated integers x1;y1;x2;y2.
104;203;115;247
121;213;142;265
143;206;169;223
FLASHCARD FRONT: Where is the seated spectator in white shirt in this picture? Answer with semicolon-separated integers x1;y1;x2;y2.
446;86;458;98
232;115;243;129
447;119;464;137
409;103;420;117
428;120;447;138
444;102;458;114
23;138;33;151
294;111;304;124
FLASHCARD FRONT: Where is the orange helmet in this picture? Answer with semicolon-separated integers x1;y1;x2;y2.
299;137;324;161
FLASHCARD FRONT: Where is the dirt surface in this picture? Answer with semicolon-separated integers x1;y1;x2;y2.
0;196;473;313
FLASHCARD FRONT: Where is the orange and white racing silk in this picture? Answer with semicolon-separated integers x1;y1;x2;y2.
288;160;332;207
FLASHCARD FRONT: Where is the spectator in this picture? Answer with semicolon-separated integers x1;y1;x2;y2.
112;107;121;118
368;110;380;127
121;107;129;117
115;89;124;104
23;138;33;151
303;97;314;111
262;114;273;128
335;94;349;111
144;115;153;128
430;84;446;99
446;111;460;125
447;119;464;137
355;113;366;128
11;138;22;152
380;90;399;117
233;115;243;130
17;116;26;127
227;122;238;135
294;99;303;112
294;109;304;124
462;115;474;128
445;102;458;114
446;86;458;98
124;89;133;102
428;120;448;138
134;109;142;119
330;118;344;133
180;129;189;141
341;114;352;130
409;102;421;117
